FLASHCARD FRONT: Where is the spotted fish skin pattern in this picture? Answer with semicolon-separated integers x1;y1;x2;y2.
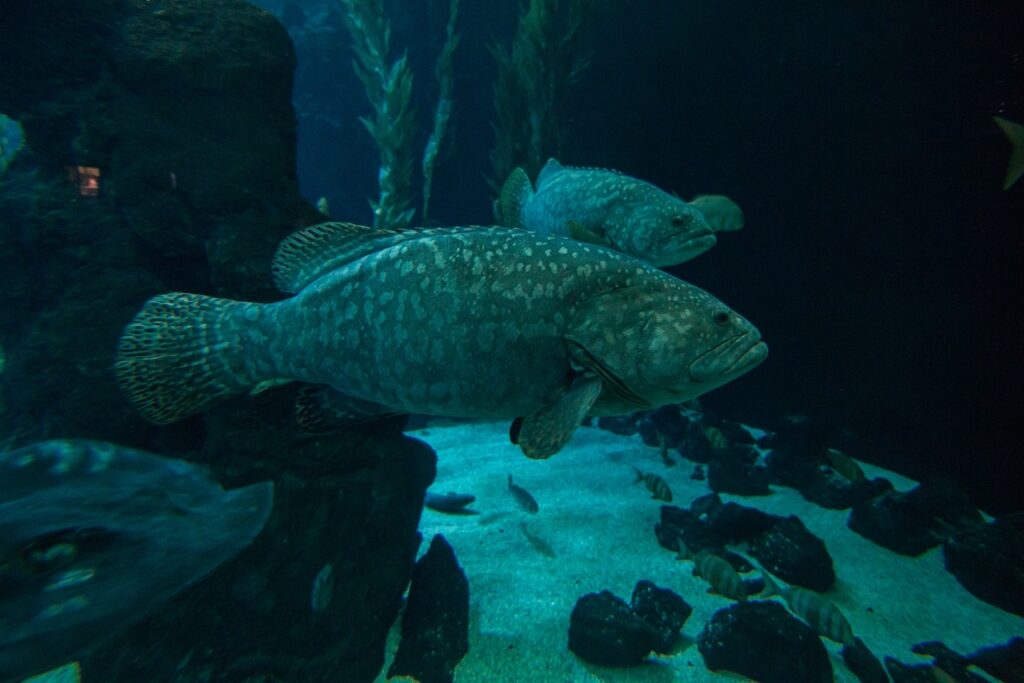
116;224;767;456
501;159;716;267
762;574;855;646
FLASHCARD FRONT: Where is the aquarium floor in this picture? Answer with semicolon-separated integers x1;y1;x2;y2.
373;422;1021;683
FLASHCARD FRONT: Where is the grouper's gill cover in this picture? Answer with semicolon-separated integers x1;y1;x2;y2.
0;440;272;682
115;223;766;458
498;158;718;267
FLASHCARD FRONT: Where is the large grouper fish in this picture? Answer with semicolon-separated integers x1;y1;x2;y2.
115;223;767;458
498;159;737;267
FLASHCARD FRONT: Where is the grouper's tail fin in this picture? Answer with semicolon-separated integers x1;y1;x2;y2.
115;293;257;425
497;167;533;227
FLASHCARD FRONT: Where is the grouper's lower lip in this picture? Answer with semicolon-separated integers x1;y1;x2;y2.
689;333;768;382
654;233;717;266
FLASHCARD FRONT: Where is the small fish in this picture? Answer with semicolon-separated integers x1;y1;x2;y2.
702;426;727;450
825;447;865;483
632;466;672;502
310;563;334;614
316;195;330;216
424;490;476;513
692;550;747;601
689;194;744;233
21;661;80;683
507;475;539;513
993;116;1024;190
0;440;273;682
761;573;855;646
498;158;717;267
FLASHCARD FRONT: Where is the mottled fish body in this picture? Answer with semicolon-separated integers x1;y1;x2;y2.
508;475;539;514
499;159;717;267
424;490;476;513
762;574;855;646
632;466;672;502
693;550;747;601
825;447;865;482
116;223;767;459
0;440;273;682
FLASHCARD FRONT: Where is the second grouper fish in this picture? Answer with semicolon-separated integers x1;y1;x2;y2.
115;223;767;459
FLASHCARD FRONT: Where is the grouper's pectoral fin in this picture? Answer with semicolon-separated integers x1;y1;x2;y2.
567;220;611;247
513;374;602;459
295;384;406;433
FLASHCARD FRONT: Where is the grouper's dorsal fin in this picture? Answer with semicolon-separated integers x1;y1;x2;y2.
537;158;566;185
272;222;401;293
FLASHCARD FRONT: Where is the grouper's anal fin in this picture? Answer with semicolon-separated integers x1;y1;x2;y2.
295;384;406;433
516;374;602;459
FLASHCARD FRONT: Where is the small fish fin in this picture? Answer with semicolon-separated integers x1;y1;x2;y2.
115;293;255;424
631;465;643;483
689;194;745;232
295;384;404;432
536;157;565;184
517;374;602;459
509;416;524;444
994;115;1024;189
249;378;294;395
567;220;611;247
22;661;82;683
673;536;692;560
759;572;780;598
497;167;533;227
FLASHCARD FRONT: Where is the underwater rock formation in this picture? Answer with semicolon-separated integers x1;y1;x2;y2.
697;600;832;683
841;637;889;683
0;0;318;444
629;580;692;654
707;444;772;496
387;534;470;683
747;516;835;592
82;423;436;682
942;516;1024;617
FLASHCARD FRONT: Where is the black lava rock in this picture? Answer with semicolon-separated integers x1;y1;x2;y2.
748;516;835;591
847;490;943;556
388;535;469;683
568;590;661;667
637;404;691;448
630;580;692;654
765;445;824;491
708;445;771;496
943;517;1024;616
969;637;1024;682
697;601;832;683
690;464;706;481
596;413;643;436
905;479;983;530
843;638;889;683
803;471;894;510
655;497;780;555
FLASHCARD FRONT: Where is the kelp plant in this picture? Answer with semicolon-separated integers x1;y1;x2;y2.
488;0;604;192
340;0;461;229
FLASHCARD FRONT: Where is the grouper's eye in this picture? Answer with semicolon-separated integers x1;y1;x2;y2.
712;310;731;326
671;215;687;227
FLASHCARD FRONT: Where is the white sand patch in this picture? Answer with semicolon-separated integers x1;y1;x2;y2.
375;422;1022;682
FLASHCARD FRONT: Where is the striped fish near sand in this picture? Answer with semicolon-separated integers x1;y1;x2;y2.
692;550;747;601
631;466;672;502
762;573;855;646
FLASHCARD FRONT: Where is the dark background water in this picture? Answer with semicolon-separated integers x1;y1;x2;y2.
264;0;1024;512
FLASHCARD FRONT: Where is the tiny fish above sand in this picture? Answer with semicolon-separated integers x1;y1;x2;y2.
115;222;767;460
631;466;672;502
692;550;747;601
424;490;476;513
499;159;718;267
508;475;539;514
762;573;855;646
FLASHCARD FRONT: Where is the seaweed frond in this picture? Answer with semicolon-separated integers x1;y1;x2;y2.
421;0;461;225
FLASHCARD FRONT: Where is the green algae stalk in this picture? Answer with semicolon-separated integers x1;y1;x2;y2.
421;0;461;225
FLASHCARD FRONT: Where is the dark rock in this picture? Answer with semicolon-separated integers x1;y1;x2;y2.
629;580;692;654
677;424;716;463
568;591;660;667
707;445;771;496
748;516;835;591
765;445;824;491
697;601;832;683
884;657;985;683
905;478;983;530
721;550;755;574
742;577;766;596
388;535;470;683
848;490;943;556
911;641;970;672
842;637;889;683
943;518;1024;616
637;404;691;448
968;637;1024;682
84;428;436;682
656;497;781;555
690;464;706;481
802;473;893;510
596;412;643;436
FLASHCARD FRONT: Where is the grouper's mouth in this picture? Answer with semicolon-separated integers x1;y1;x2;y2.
652;232;717;266
689;332;768;383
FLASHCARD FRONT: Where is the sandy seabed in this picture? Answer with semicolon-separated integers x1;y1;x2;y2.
375;422;1023;682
